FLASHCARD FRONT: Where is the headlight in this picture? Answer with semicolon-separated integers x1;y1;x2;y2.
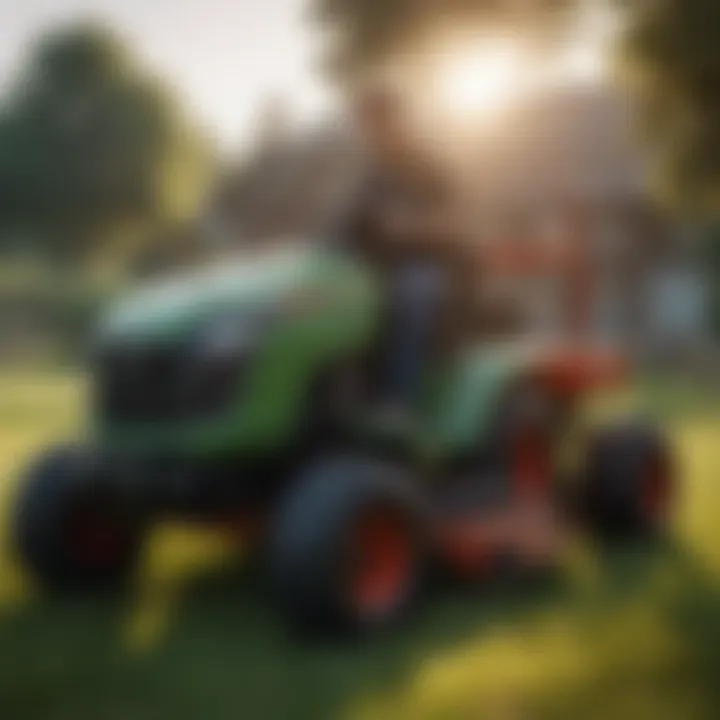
181;316;261;418
198;289;325;358
199;316;261;358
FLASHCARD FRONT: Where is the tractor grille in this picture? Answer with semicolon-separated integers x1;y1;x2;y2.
96;344;188;423
96;337;249;425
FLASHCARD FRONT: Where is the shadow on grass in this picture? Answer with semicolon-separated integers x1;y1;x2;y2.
0;539;716;720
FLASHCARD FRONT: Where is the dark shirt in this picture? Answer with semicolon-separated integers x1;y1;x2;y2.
339;158;460;272
337;158;477;356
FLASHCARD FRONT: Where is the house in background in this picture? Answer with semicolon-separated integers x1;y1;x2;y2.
207;83;713;359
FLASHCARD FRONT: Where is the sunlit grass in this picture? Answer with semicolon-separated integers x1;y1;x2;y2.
124;524;240;652
0;369;717;719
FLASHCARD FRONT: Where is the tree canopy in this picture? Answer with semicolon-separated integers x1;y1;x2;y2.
621;0;720;212
0;23;212;260
314;0;720;215
313;0;574;78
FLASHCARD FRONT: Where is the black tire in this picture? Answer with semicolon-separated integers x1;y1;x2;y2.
581;421;674;540
13;444;143;591
271;456;427;635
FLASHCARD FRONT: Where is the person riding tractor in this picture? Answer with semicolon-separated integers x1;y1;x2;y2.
334;82;477;424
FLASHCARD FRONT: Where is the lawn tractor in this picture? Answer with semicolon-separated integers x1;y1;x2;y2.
11;241;675;635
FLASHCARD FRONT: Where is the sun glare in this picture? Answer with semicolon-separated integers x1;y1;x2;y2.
436;42;528;121
560;42;606;84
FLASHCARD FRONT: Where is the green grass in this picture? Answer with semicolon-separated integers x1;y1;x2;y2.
0;371;718;719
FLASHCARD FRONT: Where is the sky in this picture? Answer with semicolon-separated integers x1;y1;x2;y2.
0;1;614;154
0;0;331;151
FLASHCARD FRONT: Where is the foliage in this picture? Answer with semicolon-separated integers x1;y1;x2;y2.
0;23;212;261
0;262;118;362
621;0;720;212
313;0;720;219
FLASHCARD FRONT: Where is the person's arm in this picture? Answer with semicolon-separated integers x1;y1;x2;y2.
320;172;378;256
379;204;458;244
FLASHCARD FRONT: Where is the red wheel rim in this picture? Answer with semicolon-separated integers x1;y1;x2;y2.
350;508;413;617
512;431;552;498
67;500;129;569
642;456;672;523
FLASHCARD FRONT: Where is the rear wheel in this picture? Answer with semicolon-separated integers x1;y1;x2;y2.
581;421;674;540
271;457;427;635
13;445;143;591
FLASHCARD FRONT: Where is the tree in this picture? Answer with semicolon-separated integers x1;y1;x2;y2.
312;0;720;212
621;0;720;212
0;23;212;260
313;0;574;79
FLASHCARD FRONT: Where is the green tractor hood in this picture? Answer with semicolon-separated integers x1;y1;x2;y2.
100;245;370;344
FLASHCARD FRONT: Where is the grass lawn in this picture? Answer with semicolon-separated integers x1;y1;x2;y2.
0;370;718;720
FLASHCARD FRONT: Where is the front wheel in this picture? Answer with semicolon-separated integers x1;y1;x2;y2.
13;445;144;591
271;456;428;635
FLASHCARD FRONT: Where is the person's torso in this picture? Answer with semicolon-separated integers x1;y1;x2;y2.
351;161;453;270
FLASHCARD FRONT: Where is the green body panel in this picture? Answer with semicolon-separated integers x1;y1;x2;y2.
94;246;381;457
92;244;536;463
428;343;537;459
